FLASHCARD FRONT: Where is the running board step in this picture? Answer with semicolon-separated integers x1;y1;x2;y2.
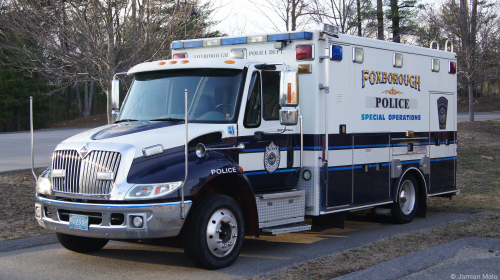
261;223;311;236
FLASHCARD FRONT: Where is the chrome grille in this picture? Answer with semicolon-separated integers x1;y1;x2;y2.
52;150;121;195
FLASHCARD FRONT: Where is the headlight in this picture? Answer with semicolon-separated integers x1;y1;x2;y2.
125;181;182;200
36;166;53;195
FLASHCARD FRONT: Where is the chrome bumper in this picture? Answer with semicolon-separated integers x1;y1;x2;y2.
35;196;192;239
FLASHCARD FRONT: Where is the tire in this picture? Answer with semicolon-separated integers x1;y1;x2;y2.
392;174;419;224
182;194;245;270
56;232;109;253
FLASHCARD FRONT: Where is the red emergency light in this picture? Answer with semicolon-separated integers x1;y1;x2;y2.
296;45;314;61
173;53;187;59
449;61;457;74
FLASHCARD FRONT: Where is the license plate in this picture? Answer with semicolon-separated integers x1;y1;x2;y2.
69;214;89;231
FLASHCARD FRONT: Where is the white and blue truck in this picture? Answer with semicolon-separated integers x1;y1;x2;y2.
34;23;458;269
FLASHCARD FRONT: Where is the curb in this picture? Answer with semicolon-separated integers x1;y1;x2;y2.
335;237;500;280
0;234;58;253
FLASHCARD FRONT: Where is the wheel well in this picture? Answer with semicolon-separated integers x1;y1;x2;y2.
192;174;259;237
401;168;428;218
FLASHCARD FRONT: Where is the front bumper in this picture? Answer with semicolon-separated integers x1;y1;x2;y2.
35;195;192;239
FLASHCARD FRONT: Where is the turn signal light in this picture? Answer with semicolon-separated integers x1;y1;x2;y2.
296;44;314;61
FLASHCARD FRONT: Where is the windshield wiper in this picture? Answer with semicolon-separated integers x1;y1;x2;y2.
149;117;184;122
114;119;138;124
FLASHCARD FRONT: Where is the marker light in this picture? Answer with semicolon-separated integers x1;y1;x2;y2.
169;61;177;65
393;53;403;68
158;62;166;66
319;23;340;36
296;44;314;61
230;48;246;59
290;32;313;40
183;41;202;48
171;42;183;49
268;33;290;42
331;45;343;61
172;53;186;59
203;39;221;46
247;35;266;43
142;144;164;157
181;60;189;64
298;64;312;74
225;60;235;64
449;61;457;74
432;59;440;72
222;37;247;45
353;47;364;63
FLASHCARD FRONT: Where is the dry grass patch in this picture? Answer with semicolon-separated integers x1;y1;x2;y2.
0;168;48;241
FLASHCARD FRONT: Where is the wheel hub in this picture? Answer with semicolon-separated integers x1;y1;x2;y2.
206;208;238;257
399;180;416;215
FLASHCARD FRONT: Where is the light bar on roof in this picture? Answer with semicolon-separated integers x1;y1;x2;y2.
222;37;247;45
203;39;221;47
289;32;313;40
183;41;202;48
171;42;183;49
268;33;290;42
247;35;266;43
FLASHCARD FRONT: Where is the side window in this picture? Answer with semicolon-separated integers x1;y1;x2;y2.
262;71;280;120
243;71;261;128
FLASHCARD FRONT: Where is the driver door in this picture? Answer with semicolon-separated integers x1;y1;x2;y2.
237;66;299;192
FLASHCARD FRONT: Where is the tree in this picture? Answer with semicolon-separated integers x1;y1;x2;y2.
386;0;419;43
308;0;377;37
249;0;311;32
0;0;217;123
418;0;500;121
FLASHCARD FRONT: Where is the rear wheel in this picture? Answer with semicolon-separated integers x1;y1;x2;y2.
182;194;244;270
392;174;419;224
56;232;108;253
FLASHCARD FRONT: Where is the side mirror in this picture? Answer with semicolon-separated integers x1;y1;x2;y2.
111;79;120;110
280;71;299;107
280;107;298;126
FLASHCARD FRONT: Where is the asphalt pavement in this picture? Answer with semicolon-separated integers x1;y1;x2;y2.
0;212;474;280
457;112;500;122
337;237;500;280
0;128;90;172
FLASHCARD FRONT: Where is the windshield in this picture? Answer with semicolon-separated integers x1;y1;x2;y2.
118;69;244;122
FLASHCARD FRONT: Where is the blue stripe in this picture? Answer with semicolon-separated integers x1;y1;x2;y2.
244;168;296;176
35;196;192;208
402;160;421;164
431;157;456;162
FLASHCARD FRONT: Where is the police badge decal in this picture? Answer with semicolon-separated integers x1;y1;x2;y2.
264;142;280;174
437;96;448;130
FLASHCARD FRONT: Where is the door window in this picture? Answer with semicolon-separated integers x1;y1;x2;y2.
262;71;281;120
243;71;262;128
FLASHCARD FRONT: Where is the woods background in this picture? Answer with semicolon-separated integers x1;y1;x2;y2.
0;0;498;132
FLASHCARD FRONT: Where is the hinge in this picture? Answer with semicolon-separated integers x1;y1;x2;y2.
319;83;329;93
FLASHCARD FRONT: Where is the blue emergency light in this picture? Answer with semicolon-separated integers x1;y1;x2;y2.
222;37;247;45
331;45;343;61
171;42;183;50
184;41;203;48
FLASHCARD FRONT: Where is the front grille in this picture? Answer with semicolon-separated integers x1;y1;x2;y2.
52;150;121;195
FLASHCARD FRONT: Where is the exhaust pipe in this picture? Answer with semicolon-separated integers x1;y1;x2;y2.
30;96;37;181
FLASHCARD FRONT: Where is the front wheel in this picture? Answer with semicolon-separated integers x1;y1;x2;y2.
182;194;245;270
392;174;419;224
56;232;109;253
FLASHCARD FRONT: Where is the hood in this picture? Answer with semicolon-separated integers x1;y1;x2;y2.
61;122;237;158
